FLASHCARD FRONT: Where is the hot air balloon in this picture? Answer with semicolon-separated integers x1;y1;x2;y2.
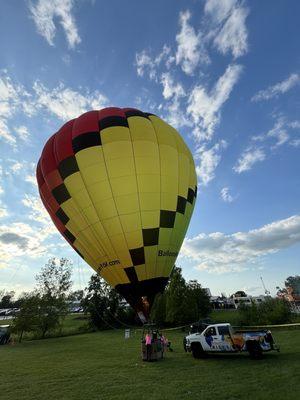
37;107;197;321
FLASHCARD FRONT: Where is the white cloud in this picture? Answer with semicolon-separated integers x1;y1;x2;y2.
29;0;81;48
0;222;49;268
10;161;24;174
159;72;192;129
160;72;185;100
181;214;300;273
252;116;300;149
0;182;7;218
205;0;249;58
213;6;248;58
33;81;108;121
15;125;30;142
0;206;8;218
25;174;38;187
175;10;209;75
220;187;234;202
266;118;289;148
290;139;300;147
252;73;300;102
187;64;242;141
288;120;300;129
0;73;23;145
136;50;157;80
233;147;265;173
204;0;238;23
195;140;227;185
135;45;174;81
22;194;55;228
0;71;109;148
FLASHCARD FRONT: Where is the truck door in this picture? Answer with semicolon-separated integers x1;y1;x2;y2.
202;326;219;351
215;325;235;351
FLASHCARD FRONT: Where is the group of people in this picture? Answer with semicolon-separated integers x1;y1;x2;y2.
143;330;173;361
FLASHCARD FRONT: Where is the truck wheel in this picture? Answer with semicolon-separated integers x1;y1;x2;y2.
247;341;263;360
191;342;206;359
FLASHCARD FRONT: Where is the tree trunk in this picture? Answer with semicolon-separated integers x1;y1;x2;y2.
42;327;47;338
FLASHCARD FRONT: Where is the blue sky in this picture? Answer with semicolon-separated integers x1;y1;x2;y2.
0;0;299;297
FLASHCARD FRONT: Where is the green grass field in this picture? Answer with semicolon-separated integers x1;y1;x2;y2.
0;327;299;400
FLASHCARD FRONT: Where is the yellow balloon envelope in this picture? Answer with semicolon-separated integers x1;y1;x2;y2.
37;107;197;317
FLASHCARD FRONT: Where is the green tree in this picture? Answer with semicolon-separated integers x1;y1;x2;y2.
238;298;292;326
151;269;211;326
0;291;15;308
285;275;300;296
68;290;84;303
187;280;211;319
82;274;123;329
36;258;72;298
165;267;202;325
35;258;72;338
12;293;39;342
150;292;166;326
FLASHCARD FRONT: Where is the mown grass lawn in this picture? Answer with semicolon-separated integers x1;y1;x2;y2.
0;327;299;400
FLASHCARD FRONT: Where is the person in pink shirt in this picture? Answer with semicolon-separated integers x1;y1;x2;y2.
145;332;152;360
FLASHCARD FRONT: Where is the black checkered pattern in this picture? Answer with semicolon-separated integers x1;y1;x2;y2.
127;186;197;281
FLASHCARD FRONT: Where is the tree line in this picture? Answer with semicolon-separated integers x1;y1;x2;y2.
2;259;211;341
1;259;297;342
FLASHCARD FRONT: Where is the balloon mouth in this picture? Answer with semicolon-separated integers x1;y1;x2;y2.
136;296;151;323
115;276;170;323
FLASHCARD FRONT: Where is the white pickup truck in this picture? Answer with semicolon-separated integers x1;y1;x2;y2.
185;323;279;359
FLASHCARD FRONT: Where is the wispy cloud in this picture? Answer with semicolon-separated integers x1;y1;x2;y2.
266;118;290;148
187;64;243;141
0;71;108;147
0;181;7;218
252;73;300;102
135;45;174;81
29;0;81;49
161;72;185;100
22;194;55;228
290;138;300;147
25;174;38;187
233;147;265;173
14;126;30;142
252;116;300;149
220;187;235;203
195;140;227;186
134;2;249;187
175;10;209;75
205;0;249;59
181;214;300;273
33;81;108;121
0;205;8;218
159;72;191;129
0;73;28;145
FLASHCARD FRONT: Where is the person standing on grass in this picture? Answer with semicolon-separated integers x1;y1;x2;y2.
160;332;167;352
145;331;152;361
